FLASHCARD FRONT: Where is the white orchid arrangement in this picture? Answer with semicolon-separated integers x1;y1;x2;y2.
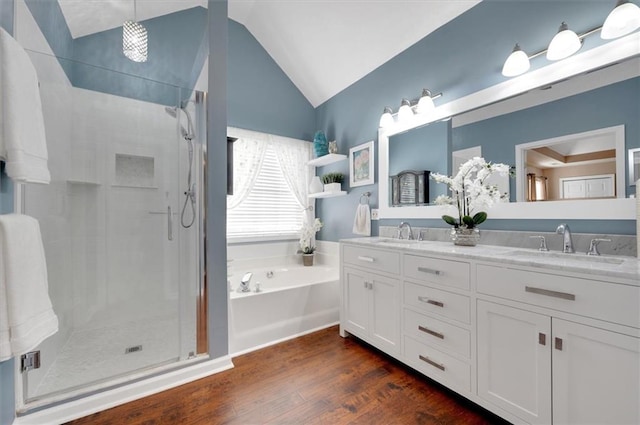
431;157;510;229
299;218;323;254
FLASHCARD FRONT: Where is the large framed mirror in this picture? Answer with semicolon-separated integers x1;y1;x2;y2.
378;32;639;220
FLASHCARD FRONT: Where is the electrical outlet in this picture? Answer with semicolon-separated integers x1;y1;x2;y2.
371;209;379;220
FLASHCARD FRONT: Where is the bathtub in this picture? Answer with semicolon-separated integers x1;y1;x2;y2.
228;264;340;355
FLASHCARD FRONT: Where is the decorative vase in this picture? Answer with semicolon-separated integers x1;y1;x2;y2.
450;227;480;246
313;131;328;157
309;176;323;194
323;182;341;192
302;253;314;266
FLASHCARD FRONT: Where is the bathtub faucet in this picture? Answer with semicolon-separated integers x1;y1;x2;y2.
240;272;253;292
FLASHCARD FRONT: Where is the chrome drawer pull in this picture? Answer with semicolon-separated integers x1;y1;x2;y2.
525;286;576;301
357;256;375;263
418;296;444;308
418;325;444;339
419;355;445;371
417;267;442;276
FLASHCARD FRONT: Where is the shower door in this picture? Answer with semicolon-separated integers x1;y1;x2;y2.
17;53;203;407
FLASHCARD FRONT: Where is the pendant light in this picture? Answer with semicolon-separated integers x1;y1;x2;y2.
123;0;148;63
546;22;581;61
397;98;413;123
601;0;640;39
417;89;435;115
502;43;531;77
379;106;394;129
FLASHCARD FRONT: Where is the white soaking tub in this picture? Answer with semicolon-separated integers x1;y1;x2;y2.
228;264;339;355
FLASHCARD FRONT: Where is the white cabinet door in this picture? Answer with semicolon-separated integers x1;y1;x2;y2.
584;176;614;198
370;275;400;354
343;268;369;337
552;319;640;425
477;300;552;425
343;267;400;354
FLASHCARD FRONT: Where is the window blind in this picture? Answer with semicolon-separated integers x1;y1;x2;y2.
227;144;304;240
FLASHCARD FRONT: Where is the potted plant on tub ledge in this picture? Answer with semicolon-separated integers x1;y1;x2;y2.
299;218;323;266
321;172;344;193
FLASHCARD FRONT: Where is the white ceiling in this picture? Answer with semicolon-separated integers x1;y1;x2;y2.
57;0;480;107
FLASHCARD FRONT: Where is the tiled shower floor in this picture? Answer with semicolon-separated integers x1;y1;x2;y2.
32;315;181;398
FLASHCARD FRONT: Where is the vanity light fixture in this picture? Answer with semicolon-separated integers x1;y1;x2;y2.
417;89;436;115
502;43;531;77
546;22;582;61
601;0;640;39
123;0;148;63
378;90;443;128
397;98;414;123
379;107;394;129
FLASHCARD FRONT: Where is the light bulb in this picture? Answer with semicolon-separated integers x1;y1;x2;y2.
379;107;394;128
547;22;581;61
397;98;413;123
502;44;530;77
417;89;435;115
123;20;148;63
601;0;640;39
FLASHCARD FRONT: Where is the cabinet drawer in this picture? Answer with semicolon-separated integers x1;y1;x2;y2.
343;245;400;274
477;264;640;328
404;309;470;358
404;282;470;324
404;335;470;393
404;255;470;290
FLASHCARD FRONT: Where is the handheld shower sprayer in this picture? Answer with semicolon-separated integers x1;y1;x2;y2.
165;102;197;228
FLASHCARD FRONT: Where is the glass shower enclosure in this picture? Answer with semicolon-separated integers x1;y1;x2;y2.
14;51;207;410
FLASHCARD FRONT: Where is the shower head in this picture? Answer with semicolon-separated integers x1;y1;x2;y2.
165;104;195;140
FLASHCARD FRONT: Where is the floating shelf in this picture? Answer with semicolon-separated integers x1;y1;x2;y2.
307;153;347;167
308;191;347;199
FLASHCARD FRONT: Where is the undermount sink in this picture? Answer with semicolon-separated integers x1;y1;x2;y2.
504;250;625;265
374;238;421;245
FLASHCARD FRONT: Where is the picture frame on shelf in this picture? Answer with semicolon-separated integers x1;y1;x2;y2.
349;141;374;188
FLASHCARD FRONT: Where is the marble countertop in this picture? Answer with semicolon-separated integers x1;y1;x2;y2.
340;237;640;283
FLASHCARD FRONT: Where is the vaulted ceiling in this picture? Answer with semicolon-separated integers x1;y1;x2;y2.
56;0;480;107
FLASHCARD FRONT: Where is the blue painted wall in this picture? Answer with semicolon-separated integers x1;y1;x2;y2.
0;5;15;425
316;1;637;241
228;19;315;140
72;7;208;106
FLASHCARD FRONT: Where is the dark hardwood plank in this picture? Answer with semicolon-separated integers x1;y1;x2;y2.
66;326;511;425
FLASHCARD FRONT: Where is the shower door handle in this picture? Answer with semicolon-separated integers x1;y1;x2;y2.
148;208;174;241
167;206;173;241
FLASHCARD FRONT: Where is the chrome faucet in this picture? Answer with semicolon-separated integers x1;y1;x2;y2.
240;272;253;292
555;223;574;253
397;222;414;240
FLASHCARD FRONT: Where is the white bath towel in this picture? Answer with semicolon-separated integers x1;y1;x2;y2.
353;203;371;236
0;27;50;184
0;214;58;361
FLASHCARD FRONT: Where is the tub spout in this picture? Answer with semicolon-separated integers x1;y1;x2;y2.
240;272;252;292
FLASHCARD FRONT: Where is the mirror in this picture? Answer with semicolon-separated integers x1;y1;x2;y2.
378;44;639;220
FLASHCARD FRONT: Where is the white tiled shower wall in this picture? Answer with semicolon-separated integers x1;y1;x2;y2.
16;0;201;398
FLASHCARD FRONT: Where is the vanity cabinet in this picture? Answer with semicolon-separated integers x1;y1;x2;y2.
477;264;640;425
340;241;639;425
342;261;400;354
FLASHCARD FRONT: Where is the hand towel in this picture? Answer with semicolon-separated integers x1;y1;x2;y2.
353;203;371;236
0;27;50;184
0;214;58;361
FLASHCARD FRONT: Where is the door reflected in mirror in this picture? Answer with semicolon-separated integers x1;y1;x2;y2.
516;125;625;202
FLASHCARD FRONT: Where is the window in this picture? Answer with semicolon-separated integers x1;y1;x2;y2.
227;139;309;241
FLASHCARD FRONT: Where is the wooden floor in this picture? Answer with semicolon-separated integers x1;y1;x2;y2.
67;326;511;425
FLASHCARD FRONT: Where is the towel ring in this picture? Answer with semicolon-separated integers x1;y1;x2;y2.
359;192;371;205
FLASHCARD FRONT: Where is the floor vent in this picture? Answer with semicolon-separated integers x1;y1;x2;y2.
124;345;143;354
